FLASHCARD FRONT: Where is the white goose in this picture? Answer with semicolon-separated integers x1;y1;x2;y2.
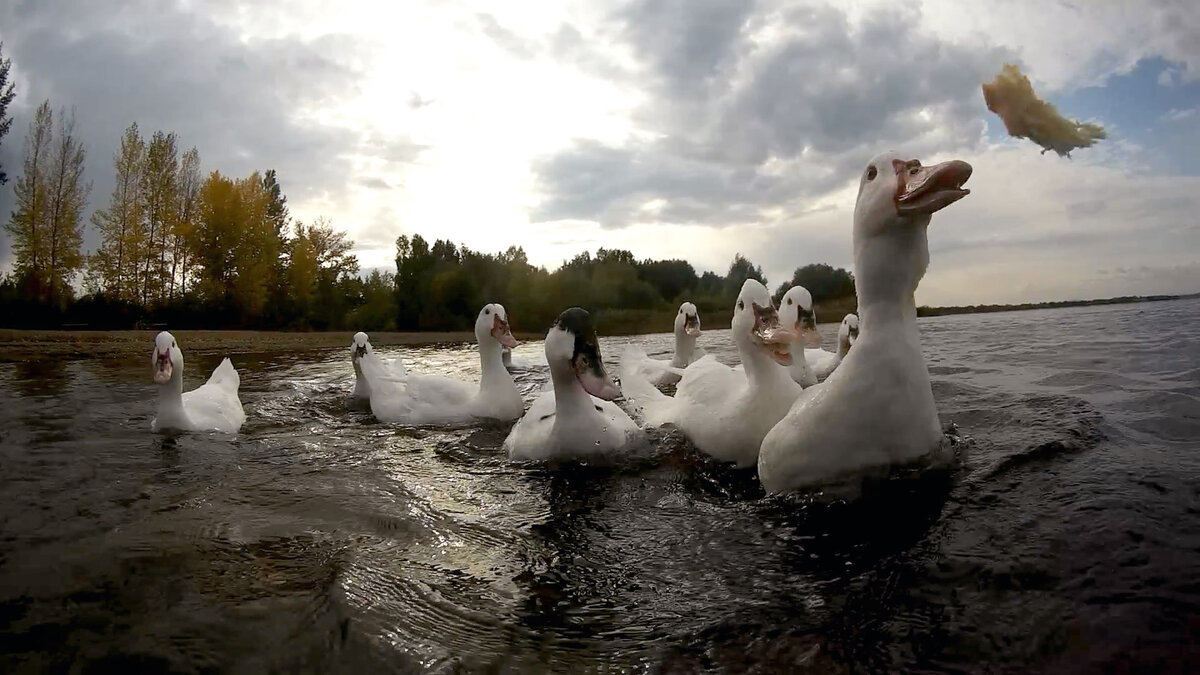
350;331;406;403
622;280;803;468
759;152;972;493
805;313;859;381
775;285;823;387
621;301;703;386
360;304;523;424
504;307;642;460
150;331;245;433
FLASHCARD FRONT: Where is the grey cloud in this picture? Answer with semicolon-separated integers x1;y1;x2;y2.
0;0;418;262
533;3;1014;228
359;177;393;190
475;13;537;60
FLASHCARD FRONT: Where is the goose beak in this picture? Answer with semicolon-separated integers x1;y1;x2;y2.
354;344;368;359
572;336;620;400
684;314;701;337
894;158;972;216
153;349;173;384
492;314;518;348
752;302;795;366
796;310;821;348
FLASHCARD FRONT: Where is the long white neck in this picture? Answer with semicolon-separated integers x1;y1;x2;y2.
787;340;817;387
352;359;370;398
738;337;793;391
477;336;514;395
853;225;927;339
156;365;188;426
836;335;851;359
670;331;696;368
549;361;596;419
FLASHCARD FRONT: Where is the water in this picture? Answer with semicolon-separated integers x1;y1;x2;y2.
1;299;1198;672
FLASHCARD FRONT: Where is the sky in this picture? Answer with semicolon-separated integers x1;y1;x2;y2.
0;0;1197;306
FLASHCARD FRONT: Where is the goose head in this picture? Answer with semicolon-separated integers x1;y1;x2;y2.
674;302;701;337
731;279;795;366
152;331;182;385
350;331;373;363
777;286;822;348
545;307;620;400
853;152;972;302
476;303;518;348
839;313;860;350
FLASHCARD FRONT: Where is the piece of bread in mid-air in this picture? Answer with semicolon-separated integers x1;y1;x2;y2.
982;64;1106;158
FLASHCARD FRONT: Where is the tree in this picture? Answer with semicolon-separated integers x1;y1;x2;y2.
775;263;855;303
43;106;90;307
89;123;145;301
725;253;766;298
141;130;178;305
4;101;53;301
0;43;15;185
172;147;201;297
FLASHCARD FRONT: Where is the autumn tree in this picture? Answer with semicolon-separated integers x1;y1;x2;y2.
43;106;90;306
4;101;53;300
89;123;145;301
140;131;178;305
171;147;200;298
0;42;15;185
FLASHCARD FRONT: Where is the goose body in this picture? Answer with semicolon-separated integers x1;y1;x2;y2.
150;331;245;433
759;152;972;493
504;308;642;461
622;302;703;386
360;304;523;425
622;280;802;467
804;313;859;381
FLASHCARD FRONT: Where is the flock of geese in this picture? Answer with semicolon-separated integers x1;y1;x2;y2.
148;151;972;493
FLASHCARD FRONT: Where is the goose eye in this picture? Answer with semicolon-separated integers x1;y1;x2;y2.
484;309;490;315
737;300;744;310
866;166;877;181
787;298;793;305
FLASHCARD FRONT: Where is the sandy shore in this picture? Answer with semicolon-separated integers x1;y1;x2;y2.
0;329;546;363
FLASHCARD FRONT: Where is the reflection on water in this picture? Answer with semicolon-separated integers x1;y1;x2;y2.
1;298;1198;672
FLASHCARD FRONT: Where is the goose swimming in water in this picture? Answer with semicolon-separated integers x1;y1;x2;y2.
622;280;803;468
504;307;642;460
805;313;859;381
359;304;523;424
758;152;972;493
621;301;703;387
150;331;245;433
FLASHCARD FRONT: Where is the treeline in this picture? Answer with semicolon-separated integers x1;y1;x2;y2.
916;294;1187;317
388;236;858;333
0;71;858;333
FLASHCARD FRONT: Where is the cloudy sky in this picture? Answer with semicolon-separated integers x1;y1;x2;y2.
1;0;1197;305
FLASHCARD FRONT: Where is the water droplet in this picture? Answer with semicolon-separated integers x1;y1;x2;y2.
595;439;601;446
602;426;608;433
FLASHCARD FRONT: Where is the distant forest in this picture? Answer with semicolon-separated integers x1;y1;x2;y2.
0;70;857;334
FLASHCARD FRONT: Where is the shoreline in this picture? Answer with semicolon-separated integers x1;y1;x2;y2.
1;294;1194;363
0;329;545;363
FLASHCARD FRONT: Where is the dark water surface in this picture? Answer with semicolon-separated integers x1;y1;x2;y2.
2;299;1199;673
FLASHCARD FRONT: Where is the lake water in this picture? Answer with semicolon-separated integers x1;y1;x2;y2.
1;298;1198;672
